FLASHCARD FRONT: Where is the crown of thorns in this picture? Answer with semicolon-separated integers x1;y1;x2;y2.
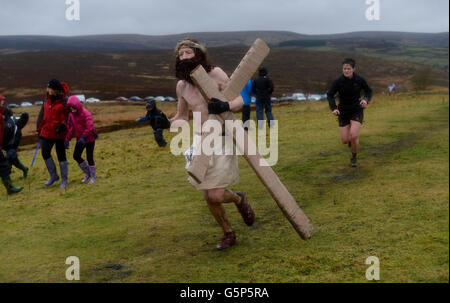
175;40;206;56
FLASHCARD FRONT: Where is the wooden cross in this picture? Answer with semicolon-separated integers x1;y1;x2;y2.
189;39;313;240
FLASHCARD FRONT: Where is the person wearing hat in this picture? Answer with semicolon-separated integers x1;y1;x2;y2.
0;94;24;194
136;99;169;147
36;79;70;188
3;120;29;179
251;66;275;129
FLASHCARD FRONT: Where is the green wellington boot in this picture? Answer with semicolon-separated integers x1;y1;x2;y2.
15;160;29;178
2;175;24;195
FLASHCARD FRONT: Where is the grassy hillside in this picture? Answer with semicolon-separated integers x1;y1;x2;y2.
0;91;448;282
0;31;307;53
1;31;447;53
303;43;449;71
0;46;448;103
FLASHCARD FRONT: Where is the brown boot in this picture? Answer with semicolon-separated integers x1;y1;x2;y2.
216;231;236;250
235;192;255;226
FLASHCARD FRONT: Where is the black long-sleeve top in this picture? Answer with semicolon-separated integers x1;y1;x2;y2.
251;76;274;100
137;108;170;130
327;74;372;112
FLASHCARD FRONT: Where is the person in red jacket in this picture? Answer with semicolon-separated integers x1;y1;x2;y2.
1;94;24;194
36;79;70;188
64;96;98;184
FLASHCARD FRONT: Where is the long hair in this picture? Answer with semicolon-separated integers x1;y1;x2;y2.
175;39;214;83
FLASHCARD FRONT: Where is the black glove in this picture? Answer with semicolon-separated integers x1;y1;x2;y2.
208;98;230;114
55;123;67;134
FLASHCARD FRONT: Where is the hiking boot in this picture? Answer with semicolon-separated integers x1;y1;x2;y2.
235;192;255;226
350;157;359;167
79;161;90;183
2;175;24;195
216;231;236;250
44;157;59;186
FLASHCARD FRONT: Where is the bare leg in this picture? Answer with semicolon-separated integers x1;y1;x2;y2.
204;188;233;233
349;120;362;154
339;125;351;145
224;189;242;205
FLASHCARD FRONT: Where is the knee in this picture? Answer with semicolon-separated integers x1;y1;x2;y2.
42;150;51;160
206;192;224;204
350;133;359;141
6;149;16;161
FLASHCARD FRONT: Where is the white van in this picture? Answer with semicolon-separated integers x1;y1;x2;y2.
73;94;86;103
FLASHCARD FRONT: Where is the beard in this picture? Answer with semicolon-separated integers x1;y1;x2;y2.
175;53;213;84
175;58;201;84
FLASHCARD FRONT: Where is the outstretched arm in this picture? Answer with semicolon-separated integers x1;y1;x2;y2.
136;115;149;122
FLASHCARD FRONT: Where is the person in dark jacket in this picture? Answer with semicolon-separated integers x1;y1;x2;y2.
252;67;274;129
3;114;29;179
36;79;70;188
136;100;169;147
327;58;372;167
0;94;24;194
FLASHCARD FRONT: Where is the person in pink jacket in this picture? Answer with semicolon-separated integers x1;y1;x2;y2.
64;96;98;184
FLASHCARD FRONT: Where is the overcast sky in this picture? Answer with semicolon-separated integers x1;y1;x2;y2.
0;0;448;36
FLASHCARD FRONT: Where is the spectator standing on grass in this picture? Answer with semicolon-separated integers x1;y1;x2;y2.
64;96;98;184
36;79;70;188
252;66;274;129
136;100;170;147
240;79;253;130
327;58;372;167
0;94;23;194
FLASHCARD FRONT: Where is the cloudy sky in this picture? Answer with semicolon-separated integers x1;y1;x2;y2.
0;0;448;36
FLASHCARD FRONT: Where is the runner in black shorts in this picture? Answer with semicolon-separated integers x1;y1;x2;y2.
338;109;364;127
327;58;372;167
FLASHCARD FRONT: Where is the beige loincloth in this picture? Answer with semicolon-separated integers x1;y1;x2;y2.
185;133;239;190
